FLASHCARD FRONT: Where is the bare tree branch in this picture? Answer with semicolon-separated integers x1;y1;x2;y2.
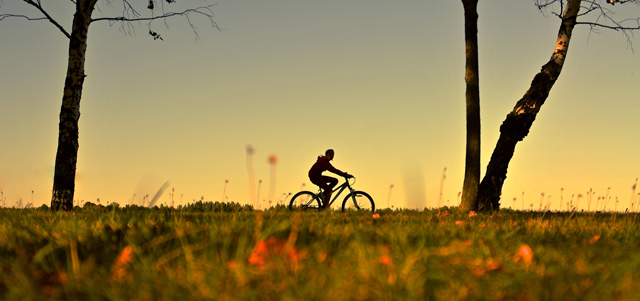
581;0;640;51
577;4;598;17
0;13;46;22
577;19;640;30
536;0;562;11
91;5;215;24
91;4;219;41
5;0;72;39
536;0;640;51
535;0;564;19
120;0;142;20
606;0;639;4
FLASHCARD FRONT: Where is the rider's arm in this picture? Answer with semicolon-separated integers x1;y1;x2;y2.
325;161;347;177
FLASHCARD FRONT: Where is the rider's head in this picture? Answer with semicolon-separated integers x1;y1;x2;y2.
325;149;335;160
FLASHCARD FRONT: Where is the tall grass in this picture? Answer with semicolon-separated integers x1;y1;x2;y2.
2;205;640;299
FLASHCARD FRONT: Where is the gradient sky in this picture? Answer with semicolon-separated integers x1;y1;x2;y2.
1;0;639;211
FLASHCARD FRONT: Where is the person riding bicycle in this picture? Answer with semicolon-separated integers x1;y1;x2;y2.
308;149;352;209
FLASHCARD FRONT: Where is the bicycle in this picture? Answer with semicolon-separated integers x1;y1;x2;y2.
288;175;375;212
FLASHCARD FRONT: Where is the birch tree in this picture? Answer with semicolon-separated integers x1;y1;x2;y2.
475;0;640;211
459;0;481;211
0;0;218;211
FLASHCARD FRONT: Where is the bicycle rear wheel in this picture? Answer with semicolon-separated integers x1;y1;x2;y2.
289;191;322;211
342;191;375;212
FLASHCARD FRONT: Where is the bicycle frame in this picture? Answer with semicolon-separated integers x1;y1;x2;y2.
316;176;356;207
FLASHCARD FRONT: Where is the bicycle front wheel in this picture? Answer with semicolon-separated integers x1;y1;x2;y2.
342;191;375;212
289;191;322;211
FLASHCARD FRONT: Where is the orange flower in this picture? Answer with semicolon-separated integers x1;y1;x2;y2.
514;244;534;266
317;251;327;263
455;220;464;225
473;258;502;277
377;245;392;266
372;213;380;219
485;258;502;271
248;237;299;269
437;240;472;256
227;260;238;270
588;235;601;245
379;255;392;265
468;211;477;218
111;245;134;282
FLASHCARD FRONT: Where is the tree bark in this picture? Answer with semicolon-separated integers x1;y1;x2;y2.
50;0;97;211
459;0;481;212
476;0;581;211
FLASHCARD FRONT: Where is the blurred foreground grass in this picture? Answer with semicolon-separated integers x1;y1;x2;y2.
2;204;640;300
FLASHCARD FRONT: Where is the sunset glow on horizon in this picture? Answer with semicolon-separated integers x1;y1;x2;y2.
1;1;639;211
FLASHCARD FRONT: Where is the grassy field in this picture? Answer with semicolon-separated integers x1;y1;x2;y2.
1;203;640;300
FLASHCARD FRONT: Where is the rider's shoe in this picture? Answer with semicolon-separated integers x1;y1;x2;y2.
321;192;332;210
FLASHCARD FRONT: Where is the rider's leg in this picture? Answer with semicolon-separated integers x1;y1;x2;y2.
310;175;331;209
325;176;338;189
321;176;338;209
322;190;332;209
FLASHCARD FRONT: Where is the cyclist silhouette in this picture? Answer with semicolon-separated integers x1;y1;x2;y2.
308;149;352;209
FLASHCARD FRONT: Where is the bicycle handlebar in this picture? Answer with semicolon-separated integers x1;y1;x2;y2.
344;174;356;186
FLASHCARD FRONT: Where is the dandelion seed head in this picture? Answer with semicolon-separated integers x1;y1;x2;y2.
267;154;278;165
246;145;255;155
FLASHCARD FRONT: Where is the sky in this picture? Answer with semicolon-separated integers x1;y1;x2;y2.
0;0;639;211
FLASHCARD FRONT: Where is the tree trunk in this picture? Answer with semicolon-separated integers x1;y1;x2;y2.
459;0;481;212
476;0;581;211
51;0;97;211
